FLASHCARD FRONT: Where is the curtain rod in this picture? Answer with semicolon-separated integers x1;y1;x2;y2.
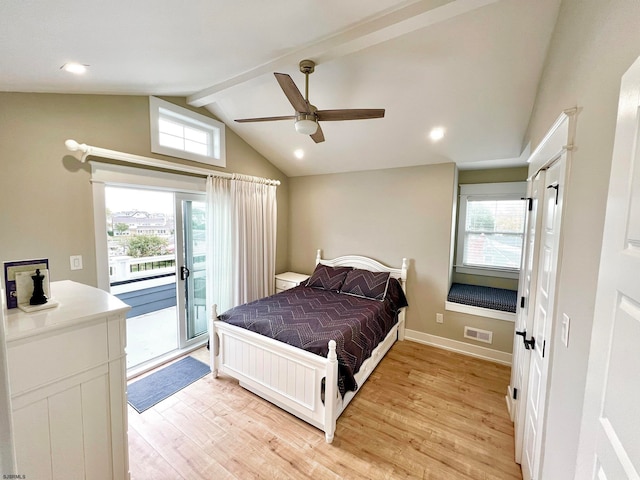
64;139;281;186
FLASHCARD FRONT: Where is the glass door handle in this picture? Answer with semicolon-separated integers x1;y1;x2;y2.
180;266;190;280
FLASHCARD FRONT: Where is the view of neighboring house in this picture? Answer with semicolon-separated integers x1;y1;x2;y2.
110;211;174;238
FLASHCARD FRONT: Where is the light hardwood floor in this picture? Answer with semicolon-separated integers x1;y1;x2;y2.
128;341;522;479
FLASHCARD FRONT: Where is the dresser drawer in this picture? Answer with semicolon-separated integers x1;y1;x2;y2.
8;320;109;395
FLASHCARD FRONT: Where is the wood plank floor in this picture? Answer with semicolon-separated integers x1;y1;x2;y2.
127;341;522;480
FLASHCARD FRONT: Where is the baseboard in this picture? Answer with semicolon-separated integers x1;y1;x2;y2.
404;329;512;366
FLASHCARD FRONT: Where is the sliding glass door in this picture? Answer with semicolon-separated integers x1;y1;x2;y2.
104;186;207;371
175;193;208;346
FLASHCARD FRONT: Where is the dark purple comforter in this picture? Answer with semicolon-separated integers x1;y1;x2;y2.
218;280;407;396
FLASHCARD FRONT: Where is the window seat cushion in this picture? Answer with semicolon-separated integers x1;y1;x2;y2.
447;283;517;313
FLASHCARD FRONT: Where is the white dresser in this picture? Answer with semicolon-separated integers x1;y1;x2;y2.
3;281;131;480
275;272;309;293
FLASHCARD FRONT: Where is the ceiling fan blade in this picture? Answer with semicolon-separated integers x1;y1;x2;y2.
311;124;325;143
274;73;310;113
316;109;385;121
235;115;295;123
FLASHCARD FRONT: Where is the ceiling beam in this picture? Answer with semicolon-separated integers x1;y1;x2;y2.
187;0;498;107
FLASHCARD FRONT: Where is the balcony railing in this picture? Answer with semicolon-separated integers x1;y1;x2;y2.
109;255;177;319
109;254;176;283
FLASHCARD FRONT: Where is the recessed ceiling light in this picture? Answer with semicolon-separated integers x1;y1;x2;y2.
61;62;88;75
429;127;446;142
294;149;304;159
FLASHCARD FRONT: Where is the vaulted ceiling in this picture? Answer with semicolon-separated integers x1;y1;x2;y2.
0;0;561;176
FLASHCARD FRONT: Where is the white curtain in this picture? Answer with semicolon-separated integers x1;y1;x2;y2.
206;175;277;316
231;178;277;306
206;176;233;316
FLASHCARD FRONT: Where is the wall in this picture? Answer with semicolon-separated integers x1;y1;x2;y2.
289;164;453;337
522;0;640;477
0;93;288;287
288;163;515;354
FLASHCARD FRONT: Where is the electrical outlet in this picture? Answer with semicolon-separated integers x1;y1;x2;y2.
436;313;444;324
70;255;83;271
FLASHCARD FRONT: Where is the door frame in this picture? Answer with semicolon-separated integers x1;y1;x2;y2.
510;108;577;474
90;162;208;376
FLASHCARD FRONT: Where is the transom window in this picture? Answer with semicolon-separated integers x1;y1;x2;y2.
158;116;209;156
456;182;527;278
149;96;225;167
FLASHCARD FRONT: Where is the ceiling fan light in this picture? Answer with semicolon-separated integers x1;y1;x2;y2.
295;118;318;135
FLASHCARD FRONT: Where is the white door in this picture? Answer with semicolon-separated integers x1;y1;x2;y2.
521;156;566;480
510;169;545;464
575;56;640;479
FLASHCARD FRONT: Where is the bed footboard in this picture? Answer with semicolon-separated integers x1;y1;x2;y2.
210;305;340;443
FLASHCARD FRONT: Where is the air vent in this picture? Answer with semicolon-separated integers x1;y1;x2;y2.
464;326;493;344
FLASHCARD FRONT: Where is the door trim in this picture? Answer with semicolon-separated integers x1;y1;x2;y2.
528;108;577;174
514;108;577;476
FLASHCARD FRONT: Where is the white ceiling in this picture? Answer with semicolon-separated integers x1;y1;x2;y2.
0;0;561;177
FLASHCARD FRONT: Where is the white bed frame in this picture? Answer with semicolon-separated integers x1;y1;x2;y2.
209;250;408;443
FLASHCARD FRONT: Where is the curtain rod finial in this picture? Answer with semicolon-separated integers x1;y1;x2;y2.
64;139;90;162
65;139;80;151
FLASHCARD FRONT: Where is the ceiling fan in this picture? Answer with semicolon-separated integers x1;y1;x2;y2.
234;60;385;143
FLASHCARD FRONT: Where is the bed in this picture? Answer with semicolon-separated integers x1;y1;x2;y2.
209;250;408;443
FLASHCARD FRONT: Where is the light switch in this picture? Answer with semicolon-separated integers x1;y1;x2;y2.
561;313;570;347
70;255;83;270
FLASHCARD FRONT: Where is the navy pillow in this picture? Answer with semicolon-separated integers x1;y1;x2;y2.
306;264;352;291
340;269;391;301
386;277;408;311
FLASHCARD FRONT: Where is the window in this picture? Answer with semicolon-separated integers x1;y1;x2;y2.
149;96;225;167
456;182;527;279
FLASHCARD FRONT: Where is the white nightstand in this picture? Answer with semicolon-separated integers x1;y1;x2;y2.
275;272;310;293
